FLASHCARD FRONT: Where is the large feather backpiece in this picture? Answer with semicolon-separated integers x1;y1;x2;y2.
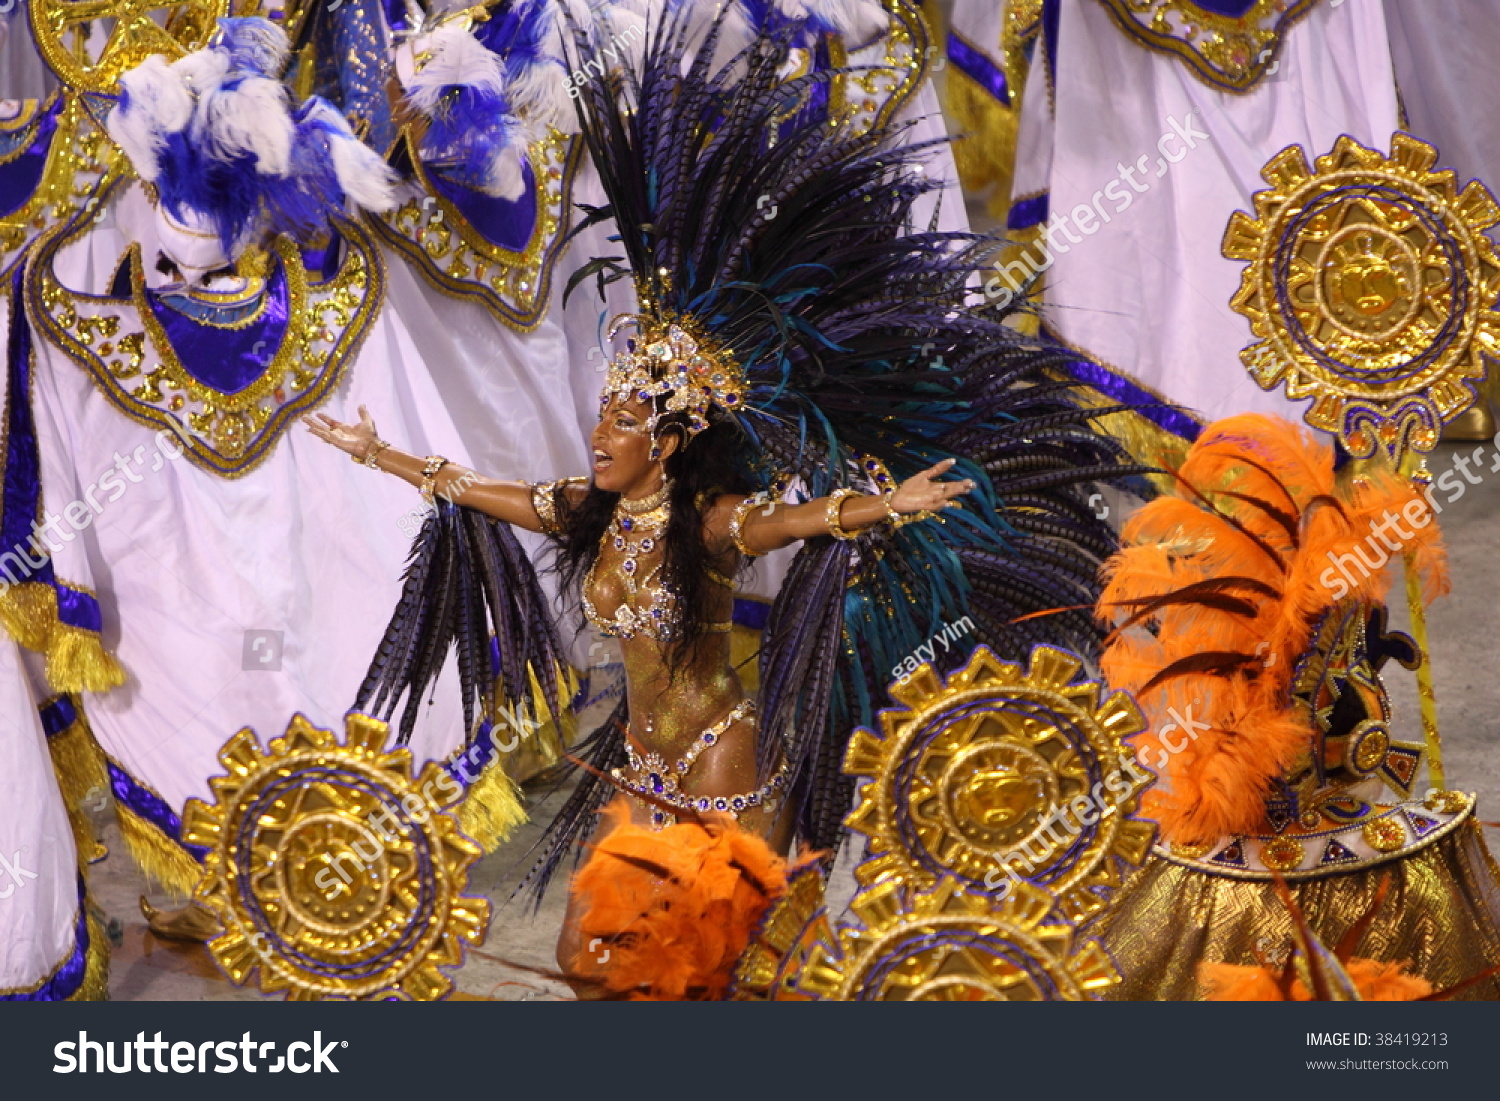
558;5;1153;857
355;501;571;748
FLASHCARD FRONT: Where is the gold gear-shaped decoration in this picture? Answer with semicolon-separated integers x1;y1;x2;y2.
731;863;839;1001
1223;133;1500;463
181;713;490;1001
29;0;229;95
844;645;1155;924
798;877;1119;1001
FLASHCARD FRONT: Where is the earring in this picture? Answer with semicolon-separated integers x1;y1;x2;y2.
648;443;662;462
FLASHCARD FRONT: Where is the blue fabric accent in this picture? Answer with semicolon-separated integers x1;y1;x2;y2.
0;878;91;1001
143;257;289;396
1191;0;1259;16
732;597;771;631
55;585;102;632
39;694;78;739
332;0;396;154
947;32;1009;105
0;99;57;219
2;266;54;590
1062;357;1203;443
1043;0;1060;85
429;162;539;254
106;760;209;863
1007;193;1049;230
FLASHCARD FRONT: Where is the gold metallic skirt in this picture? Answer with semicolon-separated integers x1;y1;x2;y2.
1086;820;1500;1000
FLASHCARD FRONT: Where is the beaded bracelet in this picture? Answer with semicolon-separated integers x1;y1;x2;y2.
419;455;450;506
825;487;860;540
353;438;389;469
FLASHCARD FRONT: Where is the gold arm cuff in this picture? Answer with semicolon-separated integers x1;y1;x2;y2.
729;495;768;558
825;487;860;541
530;476;587;537
420;456;450;506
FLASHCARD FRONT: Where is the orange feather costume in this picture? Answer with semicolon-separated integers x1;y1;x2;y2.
567;798;792;1000
1098;413;1447;845
1086;414;1500;1001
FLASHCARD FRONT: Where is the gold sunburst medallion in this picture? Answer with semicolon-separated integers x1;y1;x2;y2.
844;645;1155;923
731;864;839;1001
182;713;490;1001
798;878;1119;1001
1223;133;1500;462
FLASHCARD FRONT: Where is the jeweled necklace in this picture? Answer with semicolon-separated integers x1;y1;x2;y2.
610;480;672;596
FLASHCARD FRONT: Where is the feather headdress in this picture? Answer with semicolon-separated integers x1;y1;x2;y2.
398;0;576;200
107;18;397;263
1098;414;1448;845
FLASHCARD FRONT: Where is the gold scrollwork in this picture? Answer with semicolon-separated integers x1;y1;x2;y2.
29;0;228;94
798;877;1119;1001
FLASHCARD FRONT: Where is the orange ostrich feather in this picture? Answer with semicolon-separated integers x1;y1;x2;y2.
1199;958;1433;1002
1098;414;1447;844
568;798;791;1000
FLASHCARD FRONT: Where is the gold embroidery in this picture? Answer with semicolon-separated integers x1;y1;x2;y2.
31;219;384;477
1096;0;1321;94
372;128;578;333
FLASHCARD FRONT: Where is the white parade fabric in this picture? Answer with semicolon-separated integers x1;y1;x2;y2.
1014;0;1399;424
0;12;56;101
30;205;473;825
1384;0;1500;229
0;632;82;996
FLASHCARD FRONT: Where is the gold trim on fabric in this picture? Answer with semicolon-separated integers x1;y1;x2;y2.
1094;0;1323;95
0;908;109;999
0;581;125;695
1;93;119;281
372;129;579;333
1154;796;1475;881
1089;819;1500;1000
30;216;385;479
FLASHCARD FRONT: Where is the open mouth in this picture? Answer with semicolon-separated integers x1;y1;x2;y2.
593;449;613;472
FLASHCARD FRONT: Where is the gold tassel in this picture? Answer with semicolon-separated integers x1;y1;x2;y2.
115;800;204;897
0;581;60;651
70;912;111;1002
0;581;125;692
48;623;126;693
44;702;109;867
454;752;528;852
43;695;110;812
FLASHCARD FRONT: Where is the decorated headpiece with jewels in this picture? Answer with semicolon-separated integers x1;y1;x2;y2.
601;313;746;439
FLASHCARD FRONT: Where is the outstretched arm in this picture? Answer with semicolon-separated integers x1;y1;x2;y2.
302;407;551;533
711;459;976;556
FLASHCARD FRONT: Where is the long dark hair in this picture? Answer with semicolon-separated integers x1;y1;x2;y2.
553;411;757;672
